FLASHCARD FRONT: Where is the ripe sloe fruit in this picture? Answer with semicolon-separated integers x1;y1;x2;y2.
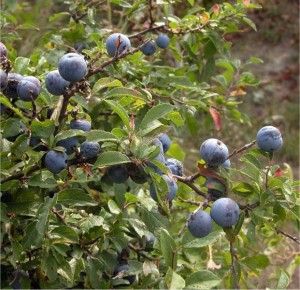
44;150;68;174
210;197;240;227
200;138;229;166
45;70;70;96
107;164;129;183
58;53;87;82
80;141;100;158
150;174;178;201
17;79;40;101
57;137;79;155
127;163;148;184
70;118;91;132
106;33;131;57
165;158;183;176
141;41;156;56
3;73;23;99
256;126;283;152
156;34;170;48
158;133;171;153
187;210;213;238
23;76;41;93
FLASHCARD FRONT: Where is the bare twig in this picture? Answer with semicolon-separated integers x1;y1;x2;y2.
128;243;154;261
174;175;207;198
177;196;203;206
230;241;240;289
227;140;256;159
276;228;300;244
52;208;67;225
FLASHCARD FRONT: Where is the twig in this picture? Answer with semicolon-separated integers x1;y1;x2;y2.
227;140;256;159
174;175;207;198
128;243;154;261
276;228;300;244
52;208;67;225
177;196;203;206
230;241;240;289
128;25;165;39
148;0;155;27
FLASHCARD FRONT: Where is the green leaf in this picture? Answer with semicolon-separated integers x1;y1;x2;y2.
105;87;145;100
139;204;170;232
41;252;58;282
104;100;130;130
108;199;121;215
14;57;30;74
36;196;58;236
50;226;79;243
31;120;55;139
168;111;184;127
242;17;257;31
182;230;224;248
275;269;290;289
140;104;174;130
233;211;245;235
57;189;97;206
243;254;269;271
159;229;177;269
23;221;43;249
166;268;185;290
184;270;221;289
85;130;119;143
28;173;58;188
54;129;86;143
92;78;123;94
94;151;130;168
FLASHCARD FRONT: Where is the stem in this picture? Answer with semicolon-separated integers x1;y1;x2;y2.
276;228;300;244
174;175;207;198
230;241;240;289
227;140;256;159
128;243;154;261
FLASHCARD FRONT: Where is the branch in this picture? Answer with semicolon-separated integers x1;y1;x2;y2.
177;196;203;206
128;243;154;261
276;228;300;244
52;208;67;225
227;140;256;159
230;241;240;289
174;175;207;198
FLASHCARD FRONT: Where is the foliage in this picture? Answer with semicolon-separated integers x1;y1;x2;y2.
1;0;299;289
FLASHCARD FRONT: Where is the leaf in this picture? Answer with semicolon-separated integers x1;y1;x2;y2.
54;129;86;143
275;269;290;289
159;229;177;269
92;78;123;94
93;151;130;168
22;221;43;249
57;188;97;206
166;268;185;289
14;57;30;74
104;100;130;130
182;230;224;248
233;211;245;235
140;104;174;130
184;270;221;289
50;226;79;243
36;196;57;236
31;120;55;139
105;87;145;100
209;107;221;131
197;163;227;185
139;204;170;232
143;260;159;277
168;111;184;127
85;130;119;143
108;199;121;215
243;254;269;271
